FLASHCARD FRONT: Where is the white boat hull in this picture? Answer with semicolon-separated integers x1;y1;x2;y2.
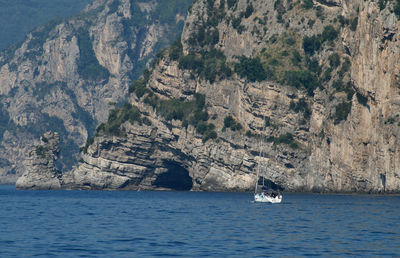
254;193;282;203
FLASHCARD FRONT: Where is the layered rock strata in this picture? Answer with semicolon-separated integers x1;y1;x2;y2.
18;0;400;193
0;0;192;183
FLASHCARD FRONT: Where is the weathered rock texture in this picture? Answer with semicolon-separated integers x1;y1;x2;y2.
18;0;400;192
16;132;61;190
0;0;192;183
309;0;400;192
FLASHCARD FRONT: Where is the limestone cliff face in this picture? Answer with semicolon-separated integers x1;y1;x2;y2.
309;0;400;192
0;0;192;183
16;132;61;190
66;0;324;191
19;0;400;192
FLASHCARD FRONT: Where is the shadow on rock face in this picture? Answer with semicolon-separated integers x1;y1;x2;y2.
258;178;284;191
154;161;193;191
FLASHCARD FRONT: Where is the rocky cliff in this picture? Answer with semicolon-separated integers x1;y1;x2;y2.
16;132;62;190
19;0;400;193
0;0;193;183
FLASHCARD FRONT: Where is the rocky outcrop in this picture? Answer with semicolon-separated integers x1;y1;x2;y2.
64;117;257;191
16;132;61;190
0;0;193;183
17;0;400;193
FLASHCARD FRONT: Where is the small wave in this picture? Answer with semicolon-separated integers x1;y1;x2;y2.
167;240;187;246
113;237;146;242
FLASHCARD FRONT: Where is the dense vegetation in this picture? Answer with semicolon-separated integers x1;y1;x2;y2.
157;94;218;143
234;56;270;82
0;0;93;50
223;115;242;131
89;0;361;155
96;103;150;137
267;133;299;149
77;29;110;81
165;0;233;83
170;37;231;84
284;70;319;96
333;101;352;125
302;25;339;56
129;76;218;142
0;103;10;142
177;48;232;83
289;98;311;121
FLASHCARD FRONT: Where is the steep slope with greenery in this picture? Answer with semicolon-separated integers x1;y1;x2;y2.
0;0;193;183
55;0;400;193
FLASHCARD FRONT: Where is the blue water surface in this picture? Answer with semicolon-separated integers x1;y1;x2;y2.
0;185;399;257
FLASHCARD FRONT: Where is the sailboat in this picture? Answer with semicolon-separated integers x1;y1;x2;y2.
254;187;282;203
253;115;282;203
254;162;282;203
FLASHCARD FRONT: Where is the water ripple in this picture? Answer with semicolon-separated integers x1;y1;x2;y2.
0;186;399;257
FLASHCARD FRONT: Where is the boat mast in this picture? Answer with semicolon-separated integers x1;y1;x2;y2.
255;108;267;195
261;112;266;190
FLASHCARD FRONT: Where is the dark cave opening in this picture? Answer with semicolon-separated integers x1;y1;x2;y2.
154;161;193;191
257;178;284;191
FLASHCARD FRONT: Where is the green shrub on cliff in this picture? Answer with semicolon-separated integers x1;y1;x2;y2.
303;25;338;56
156;93;217;142
378;0;388;10
284;70;320;96
157;94;204;122
333;101;352;124
350;17;358;31
178;54;202;71
227;0;238;9
138;92;217;142
234;56;268;82
158;99;187;121
128;69;152;98
321;25;338;42
202;129;217;142
35;146;48;158
267;132;299;149
80;136;94;154
328;53;341;68
129;79;149;98
303;35;321;56
77;29;110;81
169;38;183;61
289;98;311;120
394;0;400;18
0;104;10;142
243;3;254;18
302;0;313;9
223;115;243;131
97;103;149;136
177;48;231;83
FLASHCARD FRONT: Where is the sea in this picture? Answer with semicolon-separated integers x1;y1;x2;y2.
0;185;399;257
